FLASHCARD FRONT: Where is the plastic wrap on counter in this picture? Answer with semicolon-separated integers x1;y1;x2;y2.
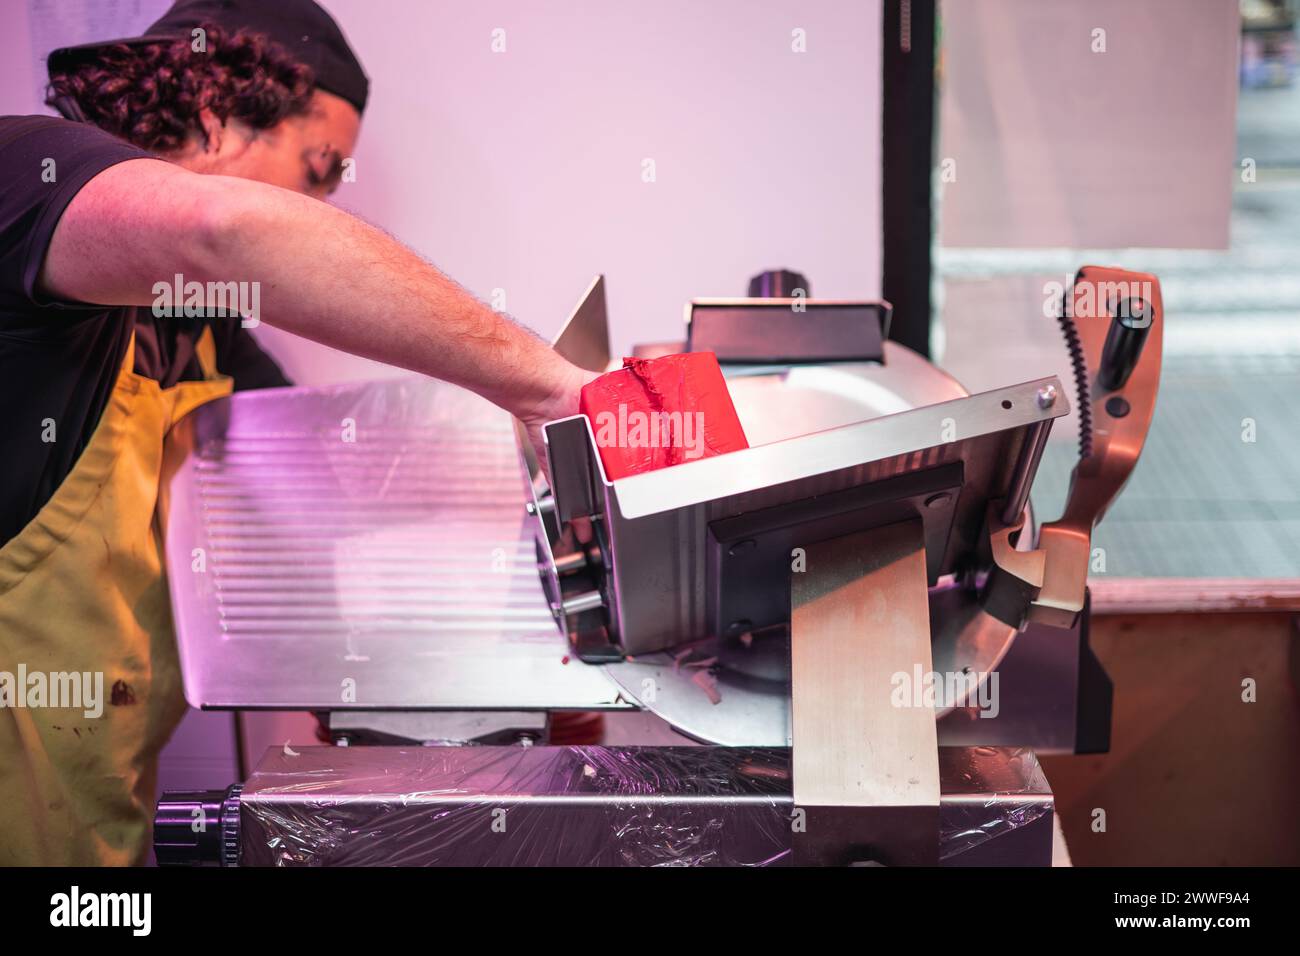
240;745;792;867
238;745;1053;867
937;745;1055;863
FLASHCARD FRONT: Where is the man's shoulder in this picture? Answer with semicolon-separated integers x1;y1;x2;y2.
0;114;77;142
0;114;67;128
0;114;144;156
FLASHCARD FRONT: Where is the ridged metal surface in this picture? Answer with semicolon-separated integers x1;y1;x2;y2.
194;434;543;635
162;377;626;711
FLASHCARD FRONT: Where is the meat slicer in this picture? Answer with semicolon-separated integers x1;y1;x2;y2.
154;266;1162;867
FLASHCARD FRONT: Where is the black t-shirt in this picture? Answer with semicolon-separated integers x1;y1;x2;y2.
0;115;292;546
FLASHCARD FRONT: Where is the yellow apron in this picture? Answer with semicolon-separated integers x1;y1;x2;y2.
0;328;230;865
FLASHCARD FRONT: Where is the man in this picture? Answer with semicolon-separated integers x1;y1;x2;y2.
0;0;589;865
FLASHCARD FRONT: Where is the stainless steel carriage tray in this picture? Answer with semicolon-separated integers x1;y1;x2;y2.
159;377;628;712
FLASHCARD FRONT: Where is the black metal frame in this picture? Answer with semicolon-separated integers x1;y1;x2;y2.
881;0;937;358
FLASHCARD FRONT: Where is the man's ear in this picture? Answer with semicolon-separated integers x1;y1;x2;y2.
197;108;224;152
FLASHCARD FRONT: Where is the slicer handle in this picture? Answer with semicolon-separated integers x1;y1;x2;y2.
1098;297;1151;392
1029;269;1162;629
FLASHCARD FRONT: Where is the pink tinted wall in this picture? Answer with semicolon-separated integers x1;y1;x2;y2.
252;0;884;384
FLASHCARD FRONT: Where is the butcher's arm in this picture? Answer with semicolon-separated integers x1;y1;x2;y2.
39;158;589;437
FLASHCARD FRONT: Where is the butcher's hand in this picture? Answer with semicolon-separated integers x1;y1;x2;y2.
516;361;596;484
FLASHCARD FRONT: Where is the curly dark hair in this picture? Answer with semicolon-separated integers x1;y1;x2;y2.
46;24;315;153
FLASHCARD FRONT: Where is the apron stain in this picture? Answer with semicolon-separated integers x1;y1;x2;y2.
110;679;136;706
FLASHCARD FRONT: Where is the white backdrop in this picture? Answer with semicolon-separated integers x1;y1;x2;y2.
259;0;885;383
5;0;886;385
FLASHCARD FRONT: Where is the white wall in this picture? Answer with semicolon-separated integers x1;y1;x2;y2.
0;0;37;114
3;0;173;114
258;0;884;383
4;0;884;384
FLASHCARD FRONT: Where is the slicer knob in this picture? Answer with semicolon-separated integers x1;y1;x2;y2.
747;269;810;298
153;785;242;866
1098;297;1151;391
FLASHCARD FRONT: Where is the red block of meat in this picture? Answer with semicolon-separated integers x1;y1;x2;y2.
578;352;749;480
